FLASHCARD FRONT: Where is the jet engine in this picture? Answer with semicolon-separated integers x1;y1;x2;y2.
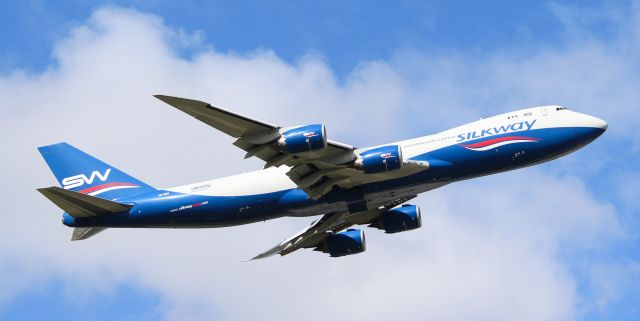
372;204;422;233
354;145;403;173
318;229;366;257
277;124;327;153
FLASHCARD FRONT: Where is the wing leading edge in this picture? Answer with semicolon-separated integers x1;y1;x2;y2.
251;196;416;260
154;95;428;200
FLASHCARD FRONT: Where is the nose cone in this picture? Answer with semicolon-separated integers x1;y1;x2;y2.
585;115;608;131
573;113;607;144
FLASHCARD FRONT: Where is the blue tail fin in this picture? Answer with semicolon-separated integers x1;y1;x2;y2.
38;142;156;200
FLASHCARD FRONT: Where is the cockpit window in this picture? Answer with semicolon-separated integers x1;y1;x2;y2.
556;107;568;111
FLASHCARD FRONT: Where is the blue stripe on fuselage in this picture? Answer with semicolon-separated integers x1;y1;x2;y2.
68;126;604;228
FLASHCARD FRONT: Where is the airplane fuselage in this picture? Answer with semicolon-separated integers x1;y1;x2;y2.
62;105;607;229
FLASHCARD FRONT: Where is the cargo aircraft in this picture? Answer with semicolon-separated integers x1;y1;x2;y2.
37;96;607;259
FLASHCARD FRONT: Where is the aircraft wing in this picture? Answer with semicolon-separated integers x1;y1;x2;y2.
155;95;427;199
251;196;414;259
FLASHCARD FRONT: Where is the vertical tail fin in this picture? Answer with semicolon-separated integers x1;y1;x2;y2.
38;142;156;200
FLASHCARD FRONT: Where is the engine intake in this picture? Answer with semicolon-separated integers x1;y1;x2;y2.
320;229;366;257
277;124;327;153
375;204;422;233
354;145;403;173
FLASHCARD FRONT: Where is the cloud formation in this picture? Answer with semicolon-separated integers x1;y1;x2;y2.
0;5;637;321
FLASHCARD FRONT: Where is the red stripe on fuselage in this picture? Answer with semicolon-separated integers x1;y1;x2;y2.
462;136;540;148
78;182;138;194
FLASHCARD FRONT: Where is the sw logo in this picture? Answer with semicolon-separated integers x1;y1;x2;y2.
62;168;111;190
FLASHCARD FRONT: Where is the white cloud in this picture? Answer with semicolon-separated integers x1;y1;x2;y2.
0;4;637;321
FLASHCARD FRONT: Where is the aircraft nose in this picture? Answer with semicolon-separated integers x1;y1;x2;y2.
587;115;608;131
572;113;607;144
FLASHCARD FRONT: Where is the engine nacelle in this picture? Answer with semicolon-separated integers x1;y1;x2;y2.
378;204;422;233
277;124;327;153
354;145;403;173
320;229;366;257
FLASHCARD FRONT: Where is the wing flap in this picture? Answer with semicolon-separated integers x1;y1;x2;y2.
251;212;346;260
156;95;430;200
154;95;278;137
251;196;417;260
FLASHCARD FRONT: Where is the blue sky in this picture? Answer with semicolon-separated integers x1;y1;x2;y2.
0;0;610;76
0;1;638;321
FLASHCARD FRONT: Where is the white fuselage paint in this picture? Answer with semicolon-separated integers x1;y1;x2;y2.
167;106;606;199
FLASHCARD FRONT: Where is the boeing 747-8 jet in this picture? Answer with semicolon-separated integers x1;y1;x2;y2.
37;96;607;259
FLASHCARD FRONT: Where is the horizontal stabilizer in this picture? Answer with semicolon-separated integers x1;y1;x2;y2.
38;186;132;218
72;227;107;241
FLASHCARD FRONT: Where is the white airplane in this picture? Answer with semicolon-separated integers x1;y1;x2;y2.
37;96;607;259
